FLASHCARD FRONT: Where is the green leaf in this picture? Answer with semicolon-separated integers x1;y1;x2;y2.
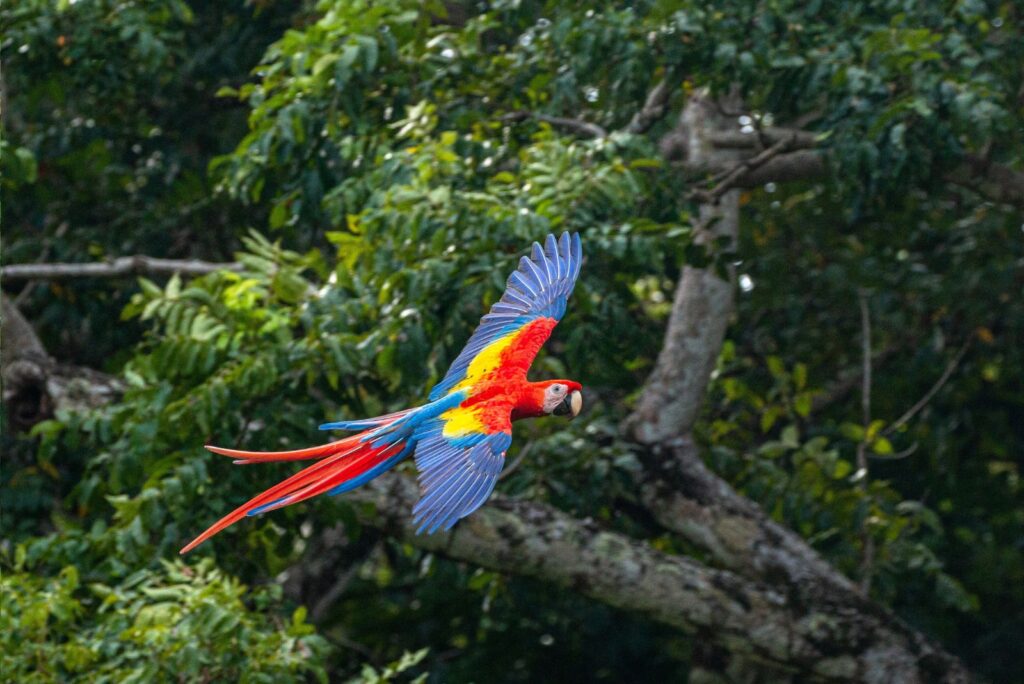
840;422;865;441
872;437;894;455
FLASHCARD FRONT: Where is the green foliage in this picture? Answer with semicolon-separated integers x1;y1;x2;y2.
3;0;1022;682
1;556;329;683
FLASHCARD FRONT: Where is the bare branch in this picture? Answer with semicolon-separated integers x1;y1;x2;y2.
882;342;971;438
14;222;67;305
501;111;607;139
726;149;827;187
623;76;676;135
497;441;532;481
626;91;741;444
872;441;919;461
1;256;241;282
690;133;795;204
811;343;903;414
856;289;875;595
503;72;679;140
682;130;1024;209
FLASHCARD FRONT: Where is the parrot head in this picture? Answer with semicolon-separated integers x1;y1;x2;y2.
542;380;583;419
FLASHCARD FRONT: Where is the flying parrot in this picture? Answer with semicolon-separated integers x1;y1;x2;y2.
180;232;584;553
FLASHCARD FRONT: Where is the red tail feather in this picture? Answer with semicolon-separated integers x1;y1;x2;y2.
206;435;361;465
181;434;403;554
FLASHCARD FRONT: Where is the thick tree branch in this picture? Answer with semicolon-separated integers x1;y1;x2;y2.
628;92;849;583
345;472;971;683
708;127;819;150
623;90;972;680
1;294;123;430
674;126;1024;209
1;256;241;282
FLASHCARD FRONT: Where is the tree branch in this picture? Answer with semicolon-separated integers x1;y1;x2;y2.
500;111;608;139
811;344;903;414
708;127;819;150
623;75;676;135
881;342;971;438
344;471;972;683
626;92;855;595
502;72;679;141
1;294;123;431
948;154;1024;209
691;133;796;204
625;91;742;444
675;126;1024;208
1;256;241;282
622;90;973;681
856;289;875;595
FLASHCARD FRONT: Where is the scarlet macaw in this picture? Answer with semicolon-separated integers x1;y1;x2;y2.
180;232;583;553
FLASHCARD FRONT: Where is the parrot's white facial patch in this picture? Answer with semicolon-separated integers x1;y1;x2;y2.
543;383;569;413
544;384;582;418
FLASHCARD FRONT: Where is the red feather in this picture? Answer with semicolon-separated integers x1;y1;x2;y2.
180;434;402;554
206;435;361;465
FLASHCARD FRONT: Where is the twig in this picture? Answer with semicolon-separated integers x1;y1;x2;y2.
690;134;794;205
1;256;241;281
882;342;971;437
498;441;533;481
810;343;903;414
856;288;874;596
624;75;676;135
870;441;918;460
501;111;607;139
14;222;67;305
309;543;380;623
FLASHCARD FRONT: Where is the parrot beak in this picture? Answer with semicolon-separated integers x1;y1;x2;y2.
554;390;583;419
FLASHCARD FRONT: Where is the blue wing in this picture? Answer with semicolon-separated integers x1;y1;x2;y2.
429;232;583;401
410;426;513;534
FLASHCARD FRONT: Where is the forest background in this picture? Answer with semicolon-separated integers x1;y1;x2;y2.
2;1;1022;682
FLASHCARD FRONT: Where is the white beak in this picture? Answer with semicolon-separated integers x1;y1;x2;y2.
568;390;582;419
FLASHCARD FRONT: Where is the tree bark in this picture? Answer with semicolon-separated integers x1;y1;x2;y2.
0;256;240;282
667;124;1024;209
346;472;971;684
1;294;123;431
625;91;742;445
621;91;972;681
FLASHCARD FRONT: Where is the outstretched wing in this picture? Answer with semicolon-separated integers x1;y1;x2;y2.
409;402;513;534
429;232;583;401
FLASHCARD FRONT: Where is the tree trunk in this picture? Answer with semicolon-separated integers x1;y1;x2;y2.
617;90;972;682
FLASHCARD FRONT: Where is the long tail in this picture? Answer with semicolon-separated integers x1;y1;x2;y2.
180;420;413;554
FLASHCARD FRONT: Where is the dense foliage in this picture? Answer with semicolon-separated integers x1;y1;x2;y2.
3;1;1021;681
